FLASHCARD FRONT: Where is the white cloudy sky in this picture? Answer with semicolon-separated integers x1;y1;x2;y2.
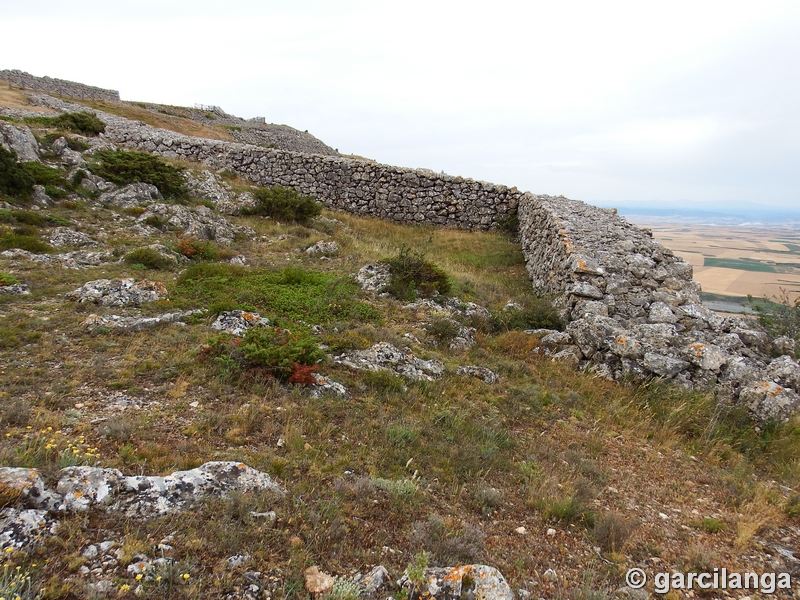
4;1;800;213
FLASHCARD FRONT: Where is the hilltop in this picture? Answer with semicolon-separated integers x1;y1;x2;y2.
1;74;800;600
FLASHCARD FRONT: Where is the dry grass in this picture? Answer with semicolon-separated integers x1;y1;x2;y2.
73;99;234;141
0;87;57;112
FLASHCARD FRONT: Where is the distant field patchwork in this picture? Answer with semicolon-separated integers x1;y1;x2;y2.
631;221;800;305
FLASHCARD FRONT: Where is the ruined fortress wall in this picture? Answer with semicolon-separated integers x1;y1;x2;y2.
102;117;522;230
17;94;796;421
0;70;119;102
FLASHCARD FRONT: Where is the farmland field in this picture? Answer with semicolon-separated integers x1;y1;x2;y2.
624;216;800;308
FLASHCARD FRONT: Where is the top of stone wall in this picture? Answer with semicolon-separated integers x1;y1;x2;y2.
0;69;120;102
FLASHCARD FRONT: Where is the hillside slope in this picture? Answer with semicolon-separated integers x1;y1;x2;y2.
0;89;799;600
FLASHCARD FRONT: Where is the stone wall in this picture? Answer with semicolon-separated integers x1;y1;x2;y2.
0;70;119;102
24;93;799;421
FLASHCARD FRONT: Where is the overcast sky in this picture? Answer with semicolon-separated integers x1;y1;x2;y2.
4;1;800;214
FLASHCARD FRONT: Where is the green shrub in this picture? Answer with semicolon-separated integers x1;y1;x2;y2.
593;511;634;553
496;210;520;235
243;185;322;224
124;248;175;270
409;514;485;565
241;326;326;379
89;149;189;200
748;293;800;348
0;272;20;286
425;317;462;346
22;161;69;188
385;245;451;301
0;147;34;198
177;237;219;261
0;232;53;253
50;111;106;136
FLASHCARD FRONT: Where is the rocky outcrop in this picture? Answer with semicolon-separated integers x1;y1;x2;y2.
1;248;116;268
135;203;255;244
397;564;514;600
0;121;40;162
66;278;168;306
47;227;98;247
81;310;201;332
0;462;284;550
211;310;270;337
334;342;445;381
98;182;163;208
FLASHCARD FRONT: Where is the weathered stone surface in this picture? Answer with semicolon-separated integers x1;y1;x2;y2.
0;121;40;162
305;566;334;596
398;565;514;600
648;302;679;324
66;278;167;306
335;342;444;381
740;381;800;422
0;283;30;294
309;373;348;398
643;352;690;378
305;240;339;256
0;508;57;551
211;310;269;337
136;203;255;244
355;263;391;292
47;226;98;247
456;365;499;384
767;355;800;390
772;336;797;357
2;248;116;268
684;343;730;372
183;169;233;203
81;310;201;332
0;467;62;511
98;182;163;208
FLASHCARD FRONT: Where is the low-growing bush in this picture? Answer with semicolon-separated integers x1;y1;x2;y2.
242;185;322;224
49;111;106;136
177;237;219;261
593;511;635;553
124;247;176;270
425;316;462;346
89;149;189;200
385;245;451;300
0;147;35;199
241;326;326;379
0;272;20;286
748;292;800;349
0;231;53;254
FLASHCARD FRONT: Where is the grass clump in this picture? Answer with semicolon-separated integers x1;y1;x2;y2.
89;149;189;200
490;297;563;332
124;247;176;270
242;185;322;224
593;511;635;553
409;514;485;565
386;244;451;301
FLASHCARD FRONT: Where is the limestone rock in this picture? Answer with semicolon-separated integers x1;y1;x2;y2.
98;182;163;208
0;283;30;295
1;248;115;269
305;566;334;596
0;467;62;511
309;373;349;398
66;278;167;306
643;352;690;378
305;240;339;256
47;227;98;247
183;169;232;204
136;203;255;244
0;508;57;551
648;302;679;324
0;122;40;162
741;381;800;422
355;262;391;292
398;565;514;600
81;310;201;332
684;342;730;372
335;342;444;381
772;336;797;357
456;365;499;384
211;310;269;337
767;355;800;390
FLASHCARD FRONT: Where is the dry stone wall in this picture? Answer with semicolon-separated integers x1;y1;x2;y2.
0;70;120;102
17;94;798;421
